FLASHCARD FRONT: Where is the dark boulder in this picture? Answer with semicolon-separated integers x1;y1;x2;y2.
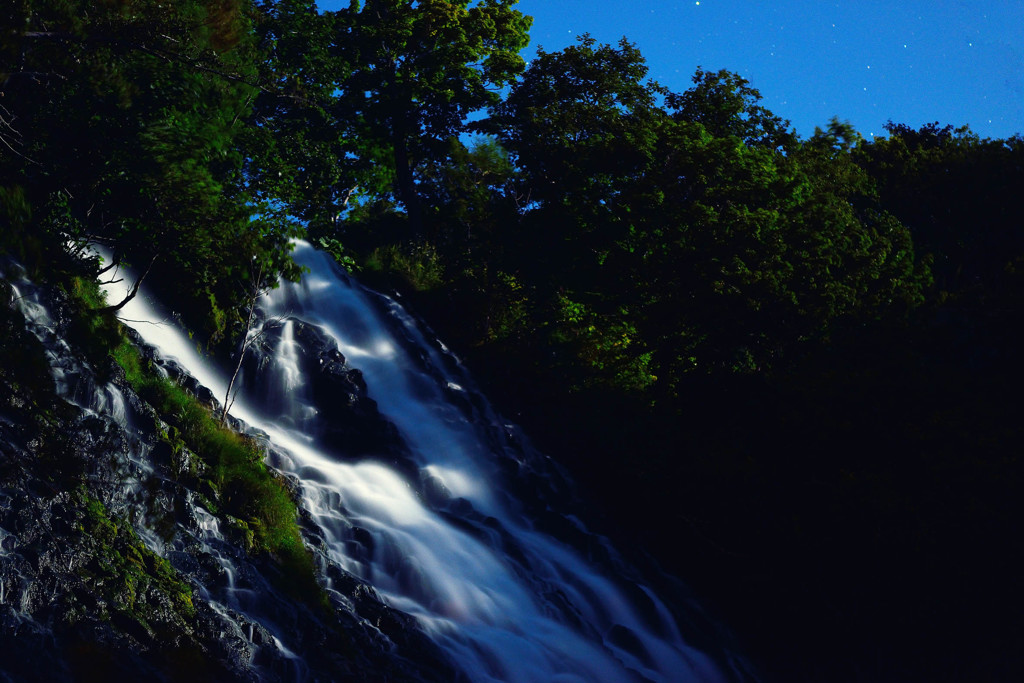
241;318;406;459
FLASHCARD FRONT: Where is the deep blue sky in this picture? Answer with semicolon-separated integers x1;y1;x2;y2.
320;1;1024;140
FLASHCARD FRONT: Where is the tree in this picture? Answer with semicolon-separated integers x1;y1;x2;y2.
789;118;929;318
630;114;928;381
243;1;359;229
336;0;532;237
494;35;663;206
666;67;796;151
630;117;805;377
0;0;303;340
855;122;1024;298
491;35;666;290
221;260;272;425
418;136;517;255
488;35;667;391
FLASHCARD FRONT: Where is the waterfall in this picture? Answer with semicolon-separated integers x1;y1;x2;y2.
4;261;331;679
103;241;745;682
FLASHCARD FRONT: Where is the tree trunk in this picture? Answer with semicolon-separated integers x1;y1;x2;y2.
98;253;157;314
221;262;267;426
392;129;424;240
220;299;257;426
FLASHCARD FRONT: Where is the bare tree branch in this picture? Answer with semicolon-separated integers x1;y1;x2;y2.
221;261;270;425
0;104;40;165
19;30;313;106
96;259;118;276
97;253;158;314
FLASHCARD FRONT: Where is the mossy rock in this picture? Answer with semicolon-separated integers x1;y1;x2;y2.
225;516;256;553
78;493;197;623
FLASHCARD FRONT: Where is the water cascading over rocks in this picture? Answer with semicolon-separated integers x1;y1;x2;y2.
102;241;751;682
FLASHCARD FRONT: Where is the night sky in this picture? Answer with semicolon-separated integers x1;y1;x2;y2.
318;1;1024;140
516;0;1024;140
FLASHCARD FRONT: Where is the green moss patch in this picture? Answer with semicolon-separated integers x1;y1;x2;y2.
78;492;197;626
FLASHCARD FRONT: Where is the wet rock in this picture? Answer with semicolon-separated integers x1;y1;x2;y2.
1;274;455;682
129;328;223;411
243;319;406;458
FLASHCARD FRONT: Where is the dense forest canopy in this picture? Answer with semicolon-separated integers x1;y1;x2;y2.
3;2;1022;681
3;0;1018;383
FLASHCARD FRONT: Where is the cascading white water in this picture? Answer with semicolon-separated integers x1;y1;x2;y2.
104;241;737;682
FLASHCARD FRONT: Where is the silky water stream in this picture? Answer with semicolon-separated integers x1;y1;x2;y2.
104;241;748;682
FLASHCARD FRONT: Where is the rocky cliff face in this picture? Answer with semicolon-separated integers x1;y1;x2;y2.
0;265;453;681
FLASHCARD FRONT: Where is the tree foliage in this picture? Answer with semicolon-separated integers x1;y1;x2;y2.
855;121;1024;299
243;0;354;228
0;0;302;340
2;5;944;387
335;0;531;236
666;67;796;151
482;37;929;387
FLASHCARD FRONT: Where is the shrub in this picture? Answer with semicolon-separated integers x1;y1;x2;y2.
366;242;445;291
